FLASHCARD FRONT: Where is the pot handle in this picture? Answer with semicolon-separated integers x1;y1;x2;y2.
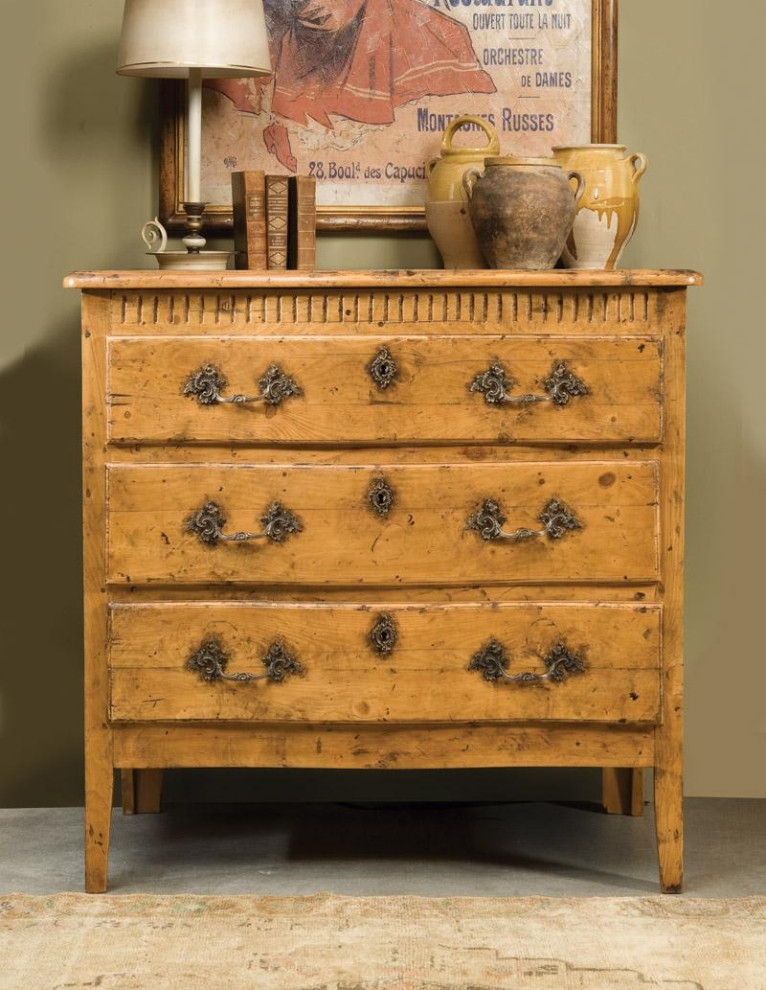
425;157;439;178
441;115;500;157
462;167;481;201
568;170;586;205
630;152;649;182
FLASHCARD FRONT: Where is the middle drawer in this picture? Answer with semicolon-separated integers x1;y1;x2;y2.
106;461;659;586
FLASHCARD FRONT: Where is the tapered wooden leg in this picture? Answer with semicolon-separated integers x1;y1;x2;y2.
83;297;116;894
601;768;644;816
654;758;684;893
653;304;685;894
123;769;164;814
85;762;114;894
121;770;136;814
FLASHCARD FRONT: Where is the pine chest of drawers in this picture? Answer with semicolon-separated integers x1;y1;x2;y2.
68;268;701;893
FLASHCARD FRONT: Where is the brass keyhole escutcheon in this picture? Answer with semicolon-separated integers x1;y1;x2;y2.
369;614;398;656
368;477;395;517
367;345;399;390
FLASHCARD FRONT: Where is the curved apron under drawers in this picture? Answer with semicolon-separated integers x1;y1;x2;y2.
106;460;659;586
107;335;663;445
108;601;662;724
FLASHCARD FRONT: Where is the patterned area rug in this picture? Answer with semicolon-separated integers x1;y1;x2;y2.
1;894;763;989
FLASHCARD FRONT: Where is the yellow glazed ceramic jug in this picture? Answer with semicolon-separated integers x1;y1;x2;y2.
552;144;648;269
425;115;499;268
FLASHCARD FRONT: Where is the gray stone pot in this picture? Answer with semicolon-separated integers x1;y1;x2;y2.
463;156;584;270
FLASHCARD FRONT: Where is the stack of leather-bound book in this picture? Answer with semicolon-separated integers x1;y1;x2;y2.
231;171;316;271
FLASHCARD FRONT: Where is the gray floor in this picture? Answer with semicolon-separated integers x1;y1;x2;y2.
1;798;764;897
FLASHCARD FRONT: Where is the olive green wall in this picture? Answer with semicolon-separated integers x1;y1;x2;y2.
1;1;762;805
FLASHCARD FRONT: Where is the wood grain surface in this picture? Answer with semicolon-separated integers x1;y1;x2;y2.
112;722;656;769
106;461;659;586
73;272;696;892
107;335;662;445
108;601;661;724
653;288;687;892
81;293;114;892
65;270;703;290
101;287;679;339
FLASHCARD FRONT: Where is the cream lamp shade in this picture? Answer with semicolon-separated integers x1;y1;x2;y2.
116;0;271;263
117;0;271;78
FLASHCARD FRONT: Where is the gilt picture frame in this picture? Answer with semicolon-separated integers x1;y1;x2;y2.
159;0;617;233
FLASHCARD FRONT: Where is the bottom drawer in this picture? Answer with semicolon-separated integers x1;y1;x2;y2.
109;602;661;725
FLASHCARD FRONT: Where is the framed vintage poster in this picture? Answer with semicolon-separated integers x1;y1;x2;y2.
159;0;617;233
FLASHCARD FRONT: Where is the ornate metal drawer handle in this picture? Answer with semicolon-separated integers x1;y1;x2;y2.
183;363;302;407
186;499;303;546
468;638;586;686
369;613;398;655
187;637;303;684
467;497;580;543
469;360;587;407
367;345;399;390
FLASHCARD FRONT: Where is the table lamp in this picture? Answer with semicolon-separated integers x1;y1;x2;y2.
117;0;271;269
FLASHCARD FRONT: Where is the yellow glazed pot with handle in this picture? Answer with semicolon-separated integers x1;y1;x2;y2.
552;144;648;269
425;115;499;268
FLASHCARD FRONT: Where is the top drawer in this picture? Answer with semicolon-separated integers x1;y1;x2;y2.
107;336;662;445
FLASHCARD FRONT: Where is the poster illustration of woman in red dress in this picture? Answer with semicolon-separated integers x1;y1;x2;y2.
201;0;593;212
